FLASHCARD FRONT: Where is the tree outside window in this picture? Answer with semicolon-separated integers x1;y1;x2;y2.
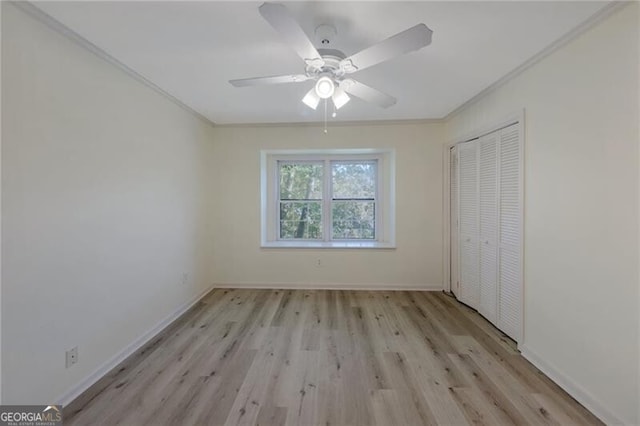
277;160;377;241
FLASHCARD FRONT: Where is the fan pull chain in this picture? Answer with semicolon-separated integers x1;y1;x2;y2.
323;99;328;134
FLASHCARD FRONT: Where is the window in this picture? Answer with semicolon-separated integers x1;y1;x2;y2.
262;150;395;248
278;160;377;240
278;161;324;239
329;161;377;240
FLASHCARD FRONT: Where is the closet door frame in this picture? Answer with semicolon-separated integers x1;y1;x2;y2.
442;109;525;345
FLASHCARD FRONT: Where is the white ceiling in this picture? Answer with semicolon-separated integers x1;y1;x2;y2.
33;1;608;124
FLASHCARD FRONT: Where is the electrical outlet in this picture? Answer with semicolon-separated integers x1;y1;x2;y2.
66;346;78;368
182;272;189;285
316;258;322;267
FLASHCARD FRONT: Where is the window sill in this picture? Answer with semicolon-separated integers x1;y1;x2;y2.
261;241;396;249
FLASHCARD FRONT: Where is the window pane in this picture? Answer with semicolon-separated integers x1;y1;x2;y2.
332;162;376;199
280;201;322;239
332;201;375;239
279;163;323;200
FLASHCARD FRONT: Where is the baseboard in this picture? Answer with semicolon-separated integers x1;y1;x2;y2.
213;282;443;291
55;284;215;407
519;344;624;425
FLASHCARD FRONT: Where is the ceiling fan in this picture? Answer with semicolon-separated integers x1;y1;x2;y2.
229;2;433;112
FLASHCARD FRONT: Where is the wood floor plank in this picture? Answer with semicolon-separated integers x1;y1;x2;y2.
532;393;589;426
449;353;527;425
64;289;604;426
256;405;287;426
449;386;505;426
381;351;439;426
371;389;424;426
185;347;258;425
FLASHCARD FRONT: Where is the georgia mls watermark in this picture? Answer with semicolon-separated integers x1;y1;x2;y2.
0;405;62;426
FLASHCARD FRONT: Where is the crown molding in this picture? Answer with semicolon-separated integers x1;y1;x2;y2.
10;1;216;128
444;1;630;121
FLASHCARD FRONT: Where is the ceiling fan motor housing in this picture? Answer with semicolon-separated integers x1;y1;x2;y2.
306;49;348;80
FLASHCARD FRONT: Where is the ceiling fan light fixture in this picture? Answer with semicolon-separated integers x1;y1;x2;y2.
302;87;320;110
315;76;335;99
332;86;350;110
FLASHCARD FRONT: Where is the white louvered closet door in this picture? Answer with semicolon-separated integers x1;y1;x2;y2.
498;124;522;342
450;147;460;296
457;141;480;309
478;132;499;325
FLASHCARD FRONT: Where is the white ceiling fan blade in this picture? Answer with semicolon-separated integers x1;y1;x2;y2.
259;3;324;68
340;24;432;73
302;87;320;110
229;74;310;87
341;79;396;108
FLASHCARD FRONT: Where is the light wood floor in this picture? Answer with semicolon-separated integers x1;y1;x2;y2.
64;289;602;425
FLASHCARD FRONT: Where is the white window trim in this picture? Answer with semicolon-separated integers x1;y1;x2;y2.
261;149;396;249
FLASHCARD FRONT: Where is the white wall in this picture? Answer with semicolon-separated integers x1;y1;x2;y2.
1;3;215;404
211;122;445;289
446;4;639;424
